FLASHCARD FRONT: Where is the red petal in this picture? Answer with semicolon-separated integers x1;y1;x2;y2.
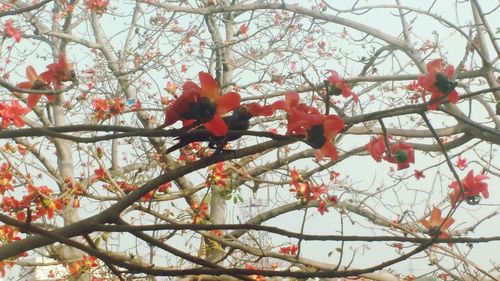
323;115;344;138
163;108;181;126
182;119;196;128
199;71;219;100
46;94;56;103
16;82;32;89
429;207;442;227
13;116;26;128
26;66;38;81
447;90;459;104
326;69;341;84
204;114;228;136
215;92;241;114
40;70;56;84
271;100;287;111
245;103;275;116
27;94;42;108
318;141;338;161
426;59;443;74
285;92;300;108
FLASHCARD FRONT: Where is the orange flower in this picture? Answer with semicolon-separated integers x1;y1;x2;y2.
16;66;52;108
419;207;454;239
67;255;97;276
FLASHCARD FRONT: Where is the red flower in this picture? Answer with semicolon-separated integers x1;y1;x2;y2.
365;135;389;162
449;170;489;206
94;168;106;180
326;70;358;103
238;23;249;37
206;162;228;187
4;19;21;43
191;201;209;224
245;264;266;281
414;170;425;180
417;59;460;110
163;72;241;136
191;72;241;136
317;201;329;215
162;81;201;127
455;156;467;170
288;110;345;161
384;140;415;170
91;97;125;121
16;66;52;108
0;99;30;128
243;102;275;117
157;182;172;193
419;207;454;239
40;54;76;89
279;244;298;255
271;92;320;121
0;163;13;195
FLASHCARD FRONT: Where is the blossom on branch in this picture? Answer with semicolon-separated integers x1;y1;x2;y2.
16;66;52;108
383;140;415;170
85;0;109;15
419;207;454;239
163;72;241;136
416;59;460;110
326;69;358;103
0;99;30;128
4;19;21;43
449;170;489;206
365;135;389;162
40;54;77;89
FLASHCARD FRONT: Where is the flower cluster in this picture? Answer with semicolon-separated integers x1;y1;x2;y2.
365;136;415;170
92;96;127;121
205;162;228;188
22;184;64;220
1;184;65;222
162;72;346;161
16;54;76;108
0;99;30;129
66;255;98;277
279;244;299;255
85;0;109;15
191;201;209;224
289;169;337;215
0;163;13;195
4;19;21;43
